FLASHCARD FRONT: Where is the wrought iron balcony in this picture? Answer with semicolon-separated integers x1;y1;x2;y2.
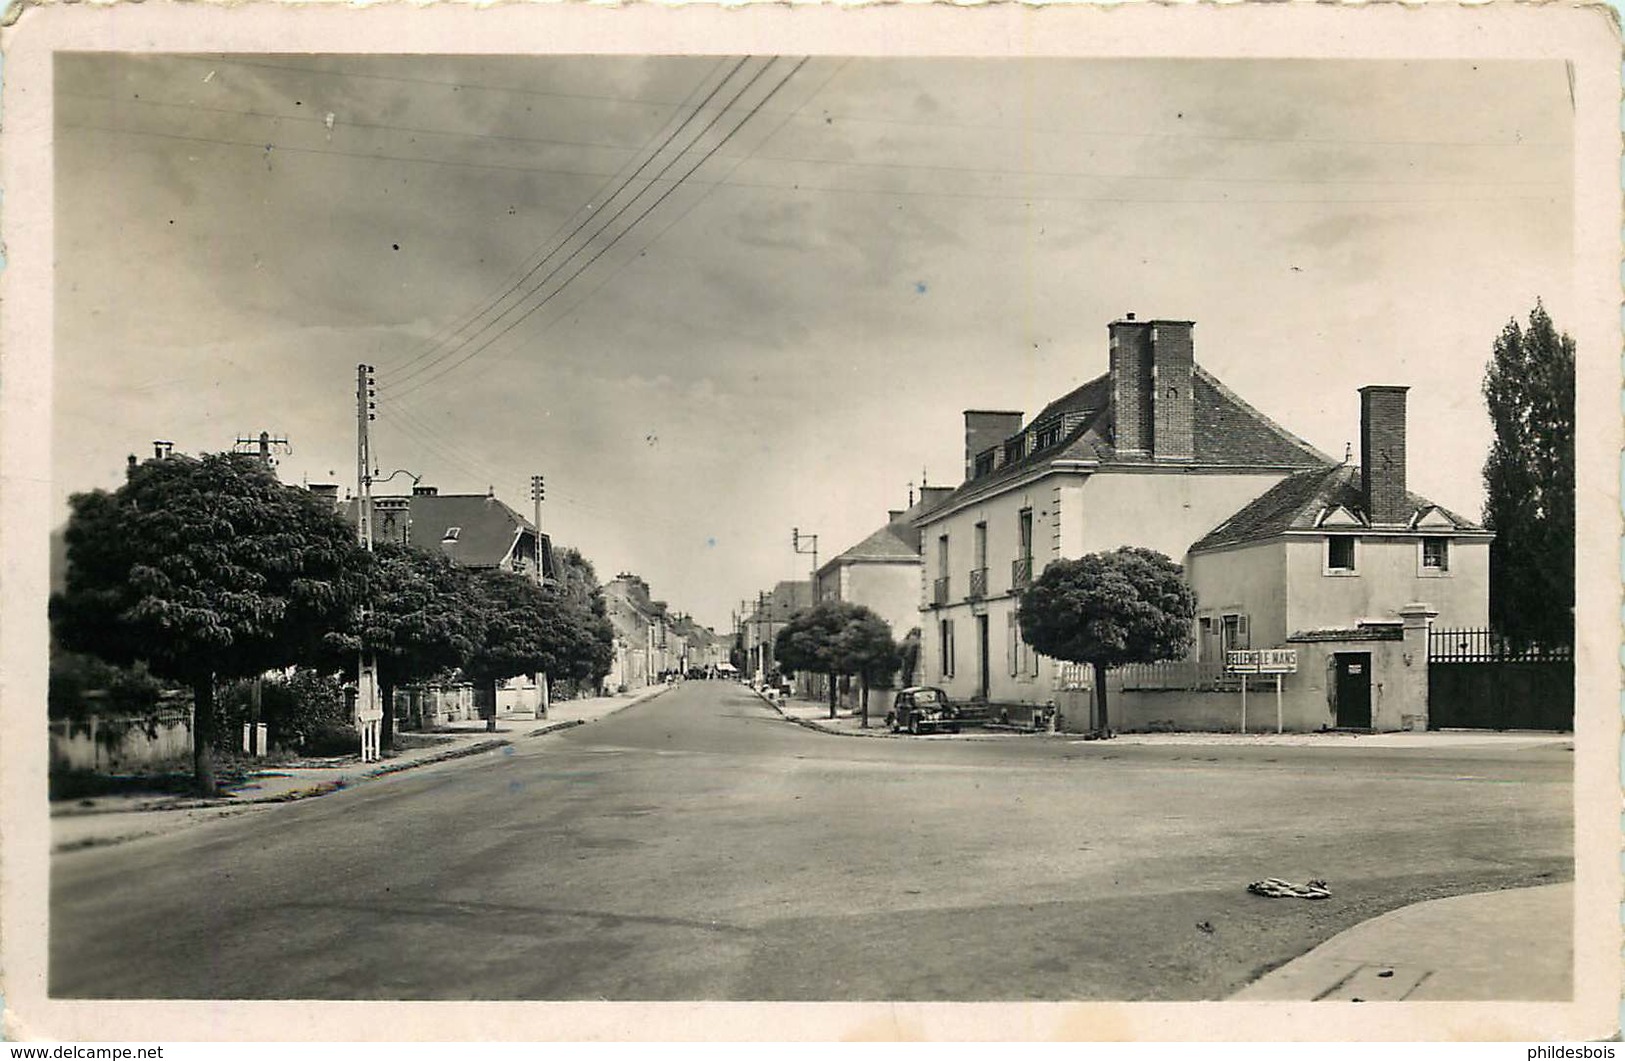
1011;556;1033;590
968;567;988;600
932;577;950;607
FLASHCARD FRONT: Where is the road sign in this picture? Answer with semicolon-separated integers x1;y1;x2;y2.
1227;649;1298;674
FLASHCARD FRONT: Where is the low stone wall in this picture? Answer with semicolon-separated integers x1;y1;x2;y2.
49;707;193;772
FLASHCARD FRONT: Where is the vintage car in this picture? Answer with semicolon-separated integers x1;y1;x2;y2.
886;686;961;735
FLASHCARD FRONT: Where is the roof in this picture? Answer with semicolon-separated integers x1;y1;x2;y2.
352;493;542;570
822;492;952;573
1287;626;1405;643
928;365;1332;515
1190;464;1488;552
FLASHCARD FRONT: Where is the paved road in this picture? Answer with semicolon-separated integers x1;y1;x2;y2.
50;681;1571;1000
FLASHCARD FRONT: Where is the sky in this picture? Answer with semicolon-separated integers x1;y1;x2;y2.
53;54;1574;632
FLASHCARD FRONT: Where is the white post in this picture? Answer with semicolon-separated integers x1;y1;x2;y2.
1240;674;1248;734
1276;673;1283;734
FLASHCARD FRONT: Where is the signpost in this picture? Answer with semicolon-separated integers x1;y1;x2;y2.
1225;649;1298;733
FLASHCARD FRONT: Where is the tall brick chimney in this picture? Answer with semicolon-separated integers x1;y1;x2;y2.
963;410;1024;479
1110;316;1195;460
1359;385;1410;525
1109;315;1153;457
1150;320;1195;462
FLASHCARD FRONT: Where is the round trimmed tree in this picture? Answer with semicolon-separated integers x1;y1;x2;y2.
1016;546;1196;736
51;452;368;794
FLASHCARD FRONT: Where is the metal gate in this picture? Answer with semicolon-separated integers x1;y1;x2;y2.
1427;628;1573;731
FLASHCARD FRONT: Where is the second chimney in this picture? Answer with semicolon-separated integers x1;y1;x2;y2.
963;410;1024;479
1359;385;1410;525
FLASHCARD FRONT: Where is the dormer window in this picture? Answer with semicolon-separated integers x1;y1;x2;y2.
1034;420;1063;450
442;526;461;542
1004;436;1026;464
973;448;997;478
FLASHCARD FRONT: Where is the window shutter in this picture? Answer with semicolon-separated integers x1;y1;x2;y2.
1237;614;1251;649
1007;612;1018;676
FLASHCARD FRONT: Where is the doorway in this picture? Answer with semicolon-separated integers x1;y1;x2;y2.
1334;652;1372;728
976;615;991;701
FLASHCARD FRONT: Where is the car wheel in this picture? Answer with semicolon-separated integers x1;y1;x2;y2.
909;716;921;736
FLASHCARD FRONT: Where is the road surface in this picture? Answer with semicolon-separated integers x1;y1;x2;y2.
51;680;1571;1000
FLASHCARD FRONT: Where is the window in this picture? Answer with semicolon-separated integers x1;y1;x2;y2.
1034;420;1063;450
442;526;461;542
1221;613;1250;653
939;618;956;678
973;449;997;477
937;534;950;579
1004;436;1026;464
1326;535;1356;573
974;522;988;569
1422;538;1450;572
1017;508;1033;559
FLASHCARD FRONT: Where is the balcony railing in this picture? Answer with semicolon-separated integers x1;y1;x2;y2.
932;577;950;607
1011;555;1033;590
967;567;988;600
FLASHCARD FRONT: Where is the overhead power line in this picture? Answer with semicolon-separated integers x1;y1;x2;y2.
384;56;750;387
385;57;805;402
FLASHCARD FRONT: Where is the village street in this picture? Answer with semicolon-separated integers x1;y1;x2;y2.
50;681;1571;1001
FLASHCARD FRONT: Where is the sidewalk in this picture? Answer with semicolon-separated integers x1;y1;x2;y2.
51;684;672;853
767;693;1571;751
1232;882;1573;1000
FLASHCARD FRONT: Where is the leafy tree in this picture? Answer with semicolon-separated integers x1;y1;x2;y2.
325;542;477;748
1483;300;1575;648
1017;547;1195;737
546;546;616;697
775;601;899;725
51;453;368;794
460;570;556;730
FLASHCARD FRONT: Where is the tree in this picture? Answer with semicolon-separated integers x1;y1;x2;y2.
51;453;368;794
460;570;556;731
326;542;477;749
1483;300;1575;648
1016;547;1196;737
546;546;616;696
774;601;899;725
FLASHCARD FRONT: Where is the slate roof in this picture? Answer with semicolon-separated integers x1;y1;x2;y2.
825;492;951;571
1286;626;1404;643
351;493;544;570
1189;464;1487;552
933;366;1332;513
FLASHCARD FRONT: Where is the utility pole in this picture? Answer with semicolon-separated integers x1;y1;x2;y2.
355;364;382;763
235;431;290;467
530;473;550;717
792;527;819;599
232;430;290;757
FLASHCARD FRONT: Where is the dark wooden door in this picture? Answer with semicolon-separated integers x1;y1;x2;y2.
977;615;991;701
1334;653;1372;728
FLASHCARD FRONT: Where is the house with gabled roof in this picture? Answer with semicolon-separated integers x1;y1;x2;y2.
1184;386;1492;731
349;485;554;582
804;486;953;707
912;315;1490;732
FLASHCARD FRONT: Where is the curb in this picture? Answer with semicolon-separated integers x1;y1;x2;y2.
761;692;1059;743
759;692;897;740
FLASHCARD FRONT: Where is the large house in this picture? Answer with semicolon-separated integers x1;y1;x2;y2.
912;315;1490;732
808;486;952;706
337;484;554;581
